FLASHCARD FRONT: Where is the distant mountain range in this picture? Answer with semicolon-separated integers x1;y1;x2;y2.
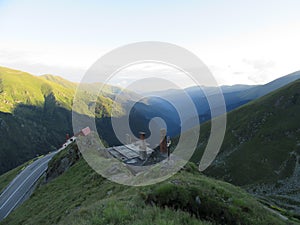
130;71;300;137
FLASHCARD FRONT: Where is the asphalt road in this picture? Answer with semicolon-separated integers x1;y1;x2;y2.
0;152;57;221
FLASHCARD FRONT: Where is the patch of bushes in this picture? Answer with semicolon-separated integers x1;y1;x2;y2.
143;181;288;225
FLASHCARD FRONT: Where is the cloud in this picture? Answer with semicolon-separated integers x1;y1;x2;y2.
241;59;276;83
107;62;196;91
243;59;275;71
0;45;97;82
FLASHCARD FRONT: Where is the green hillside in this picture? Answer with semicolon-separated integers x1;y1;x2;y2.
0;67;75;113
40;74;78;90
2;143;297;225
0;66;123;175
191;79;300;213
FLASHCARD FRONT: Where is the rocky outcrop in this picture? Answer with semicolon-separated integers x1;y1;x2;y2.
45;143;81;183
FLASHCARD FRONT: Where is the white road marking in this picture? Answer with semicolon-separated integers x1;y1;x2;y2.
0;160;49;210
3;166;49;219
0;153;55;199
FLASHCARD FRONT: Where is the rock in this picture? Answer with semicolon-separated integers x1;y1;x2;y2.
195;196;201;206
170;179;181;185
45;144;81;183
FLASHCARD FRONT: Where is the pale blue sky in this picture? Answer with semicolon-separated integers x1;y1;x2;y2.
0;0;300;86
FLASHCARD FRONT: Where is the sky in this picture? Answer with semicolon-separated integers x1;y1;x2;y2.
0;0;300;88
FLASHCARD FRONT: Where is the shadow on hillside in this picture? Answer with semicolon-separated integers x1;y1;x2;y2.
0;102;123;175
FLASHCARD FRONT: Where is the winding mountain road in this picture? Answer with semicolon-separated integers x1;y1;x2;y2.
0;152;57;221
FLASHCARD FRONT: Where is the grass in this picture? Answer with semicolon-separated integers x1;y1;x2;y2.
0;66;76;113
191;79;300;186
0;66;124;175
0;157;40;193
1;144;298;225
0;164;23;194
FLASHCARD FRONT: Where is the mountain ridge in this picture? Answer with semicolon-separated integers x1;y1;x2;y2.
129;71;300;137
191;78;300;213
0;66;122;175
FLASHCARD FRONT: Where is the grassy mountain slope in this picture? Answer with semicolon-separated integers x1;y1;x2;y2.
0;67;75;113
0;66;122;175
191;79;300;213
40;74;77;90
2;143;296;225
0;67;75;174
